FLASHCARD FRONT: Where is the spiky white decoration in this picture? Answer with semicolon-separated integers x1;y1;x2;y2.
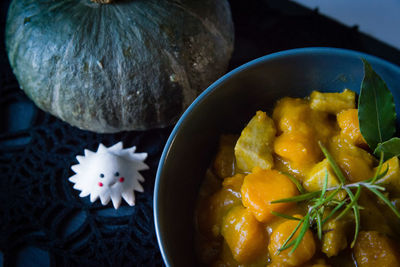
69;142;148;209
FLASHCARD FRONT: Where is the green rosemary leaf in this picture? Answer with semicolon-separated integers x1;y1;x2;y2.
271;191;321;204
319;206;325;218
279;219;303;252
362;167;388;185
320;171;328;199
367;184;387;191
373;167;389;185
282;172;305;194
322;200;346;225
330;199;344;205
322;186;343;204
312;187;342;210
343;187;360;247
358;59;397;150
351;203;361;248
290;213;310;255
279;239;296;252
374;137;400;160
365;186;400;218
322;187;343;205
318;142;347;184
316;210;323;240
336;185;361;221
371;151;385;184
271;211;301;221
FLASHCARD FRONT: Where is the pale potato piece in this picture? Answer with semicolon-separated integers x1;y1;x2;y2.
304;159;341;192
234;111;276;172
310;89;355;114
304;158;347;201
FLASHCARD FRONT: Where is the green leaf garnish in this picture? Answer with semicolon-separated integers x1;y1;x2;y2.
320;187;342;205
290;213;310;255
342;186;361;248
271;211;301;221
318;141;346;184
358;58;397;150
320;171;328;199
278;219;303;252
363;186;400;219
273;143;400;254
270;191;320;204
282;172;306;194
321;200;346;225
370;151;386;184
316;210;323;240
374;137;400;160
335;185;361;222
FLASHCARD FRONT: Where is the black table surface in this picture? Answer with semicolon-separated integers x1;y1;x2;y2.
1;0;399;266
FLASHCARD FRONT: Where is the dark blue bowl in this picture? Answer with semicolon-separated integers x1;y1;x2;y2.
154;47;400;266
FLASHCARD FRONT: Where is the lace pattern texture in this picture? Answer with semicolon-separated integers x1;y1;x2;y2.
0;65;167;265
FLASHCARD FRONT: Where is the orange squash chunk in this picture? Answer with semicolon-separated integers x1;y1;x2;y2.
241;167;298;223
272;97;311;134
272;96;335;141
268;216;316;266
274;132;321;166
213;134;238;179
337;153;374;182
329;135;374;182
337;109;367;146
354;231;400;267
197;174;245;237
221;206;267;264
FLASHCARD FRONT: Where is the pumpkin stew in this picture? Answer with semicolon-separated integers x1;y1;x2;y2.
195;89;400;267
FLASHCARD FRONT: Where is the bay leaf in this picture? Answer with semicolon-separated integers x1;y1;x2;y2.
374;137;400;160
358;59;397;150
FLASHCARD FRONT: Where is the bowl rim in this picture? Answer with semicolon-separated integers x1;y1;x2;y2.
153;47;400;266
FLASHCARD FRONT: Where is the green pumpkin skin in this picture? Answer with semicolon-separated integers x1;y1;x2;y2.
6;0;234;133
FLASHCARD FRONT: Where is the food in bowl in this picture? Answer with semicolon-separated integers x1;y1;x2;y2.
195;60;400;266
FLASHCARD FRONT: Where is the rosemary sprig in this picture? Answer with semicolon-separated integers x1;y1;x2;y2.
318;142;347;184
271;211;301;221
335;185;361;222
343;186;360;248
282;172;306;194
364;186;400;218
272;143;400;253
271;191;320;204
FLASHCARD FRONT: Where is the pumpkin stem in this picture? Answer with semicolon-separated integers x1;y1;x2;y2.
91;0;113;3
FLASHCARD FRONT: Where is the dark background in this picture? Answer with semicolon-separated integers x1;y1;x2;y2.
1;0;399;266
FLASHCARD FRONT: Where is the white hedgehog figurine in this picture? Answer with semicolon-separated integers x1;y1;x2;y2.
69;142;148;209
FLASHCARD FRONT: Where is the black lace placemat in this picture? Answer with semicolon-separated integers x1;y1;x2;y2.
1;0;399;266
0;65;171;266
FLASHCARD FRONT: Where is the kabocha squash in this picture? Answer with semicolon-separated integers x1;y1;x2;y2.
6;0;234;133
